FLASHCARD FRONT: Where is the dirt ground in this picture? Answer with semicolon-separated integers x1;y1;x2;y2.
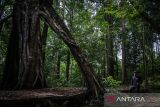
0;87;87;101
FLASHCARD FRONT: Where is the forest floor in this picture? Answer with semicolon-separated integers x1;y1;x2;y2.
0;87;89;107
0;86;159;107
0;87;87;101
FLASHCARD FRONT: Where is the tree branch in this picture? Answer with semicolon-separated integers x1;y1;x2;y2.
39;1;104;97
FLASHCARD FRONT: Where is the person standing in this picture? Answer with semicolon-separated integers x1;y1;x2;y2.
129;71;142;93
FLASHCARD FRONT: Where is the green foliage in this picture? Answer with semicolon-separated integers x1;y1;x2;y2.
46;67;84;87
103;76;121;88
1;0;160;89
47;74;84;87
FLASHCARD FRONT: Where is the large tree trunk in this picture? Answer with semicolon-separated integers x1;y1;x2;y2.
42;22;48;65
39;1;104;97
1;0;46;89
121;20;127;84
104;15;114;77
142;24;148;89
106;30;114;77
115;42;119;78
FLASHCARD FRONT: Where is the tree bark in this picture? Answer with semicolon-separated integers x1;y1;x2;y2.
115;42;119;78
66;50;70;81
39;1;104;97
105;15;114;77
121;20;127;84
142;24;148;88
42;22;48;65
1;0;46;89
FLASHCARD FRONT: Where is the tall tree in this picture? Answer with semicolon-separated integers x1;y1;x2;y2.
142;23;148;88
104;13;114;77
1;0;104;97
103;1;115;77
40;0;104;97
1;0;46;89
121;19;127;83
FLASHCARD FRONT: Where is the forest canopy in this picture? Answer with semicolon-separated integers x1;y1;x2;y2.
0;0;160;99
